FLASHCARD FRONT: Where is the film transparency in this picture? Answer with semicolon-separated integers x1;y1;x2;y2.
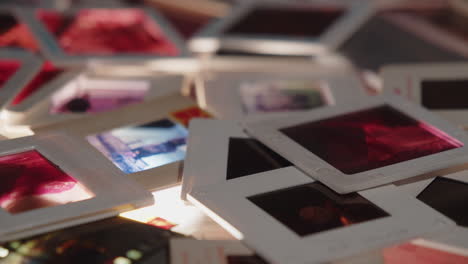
382;63;468;128
189;1;373;55
20;7;189;65
188;167;454;264
0;133;153;242
181;119;292;200
3;73;185;129
244;95;468;193
35;93;210;191
196;55;367;119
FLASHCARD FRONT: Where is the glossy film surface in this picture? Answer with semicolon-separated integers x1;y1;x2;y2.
248;182;389;236
280;105;462;174
0;150;93;214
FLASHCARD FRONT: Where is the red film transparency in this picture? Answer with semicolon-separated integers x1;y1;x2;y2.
281;105;462;174
38;9;179;56
0;150;93;214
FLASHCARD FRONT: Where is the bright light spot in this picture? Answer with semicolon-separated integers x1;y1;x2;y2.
114;256;131;264
0;247;9;258
412;238;468;257
120;186;205;234
120;185;234;239
126;249;142;260
0;122;34;138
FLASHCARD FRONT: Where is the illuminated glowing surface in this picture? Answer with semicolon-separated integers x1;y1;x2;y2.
146;217;177;230
281;105;463;174
120;186;235;240
113;256;131;264
87;118;188;174
38;9;179;55
0;150;93;214
0;247;8;258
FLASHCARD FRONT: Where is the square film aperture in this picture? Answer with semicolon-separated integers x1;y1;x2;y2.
280;105;462;174
0;150;93;214
248;182;389;237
